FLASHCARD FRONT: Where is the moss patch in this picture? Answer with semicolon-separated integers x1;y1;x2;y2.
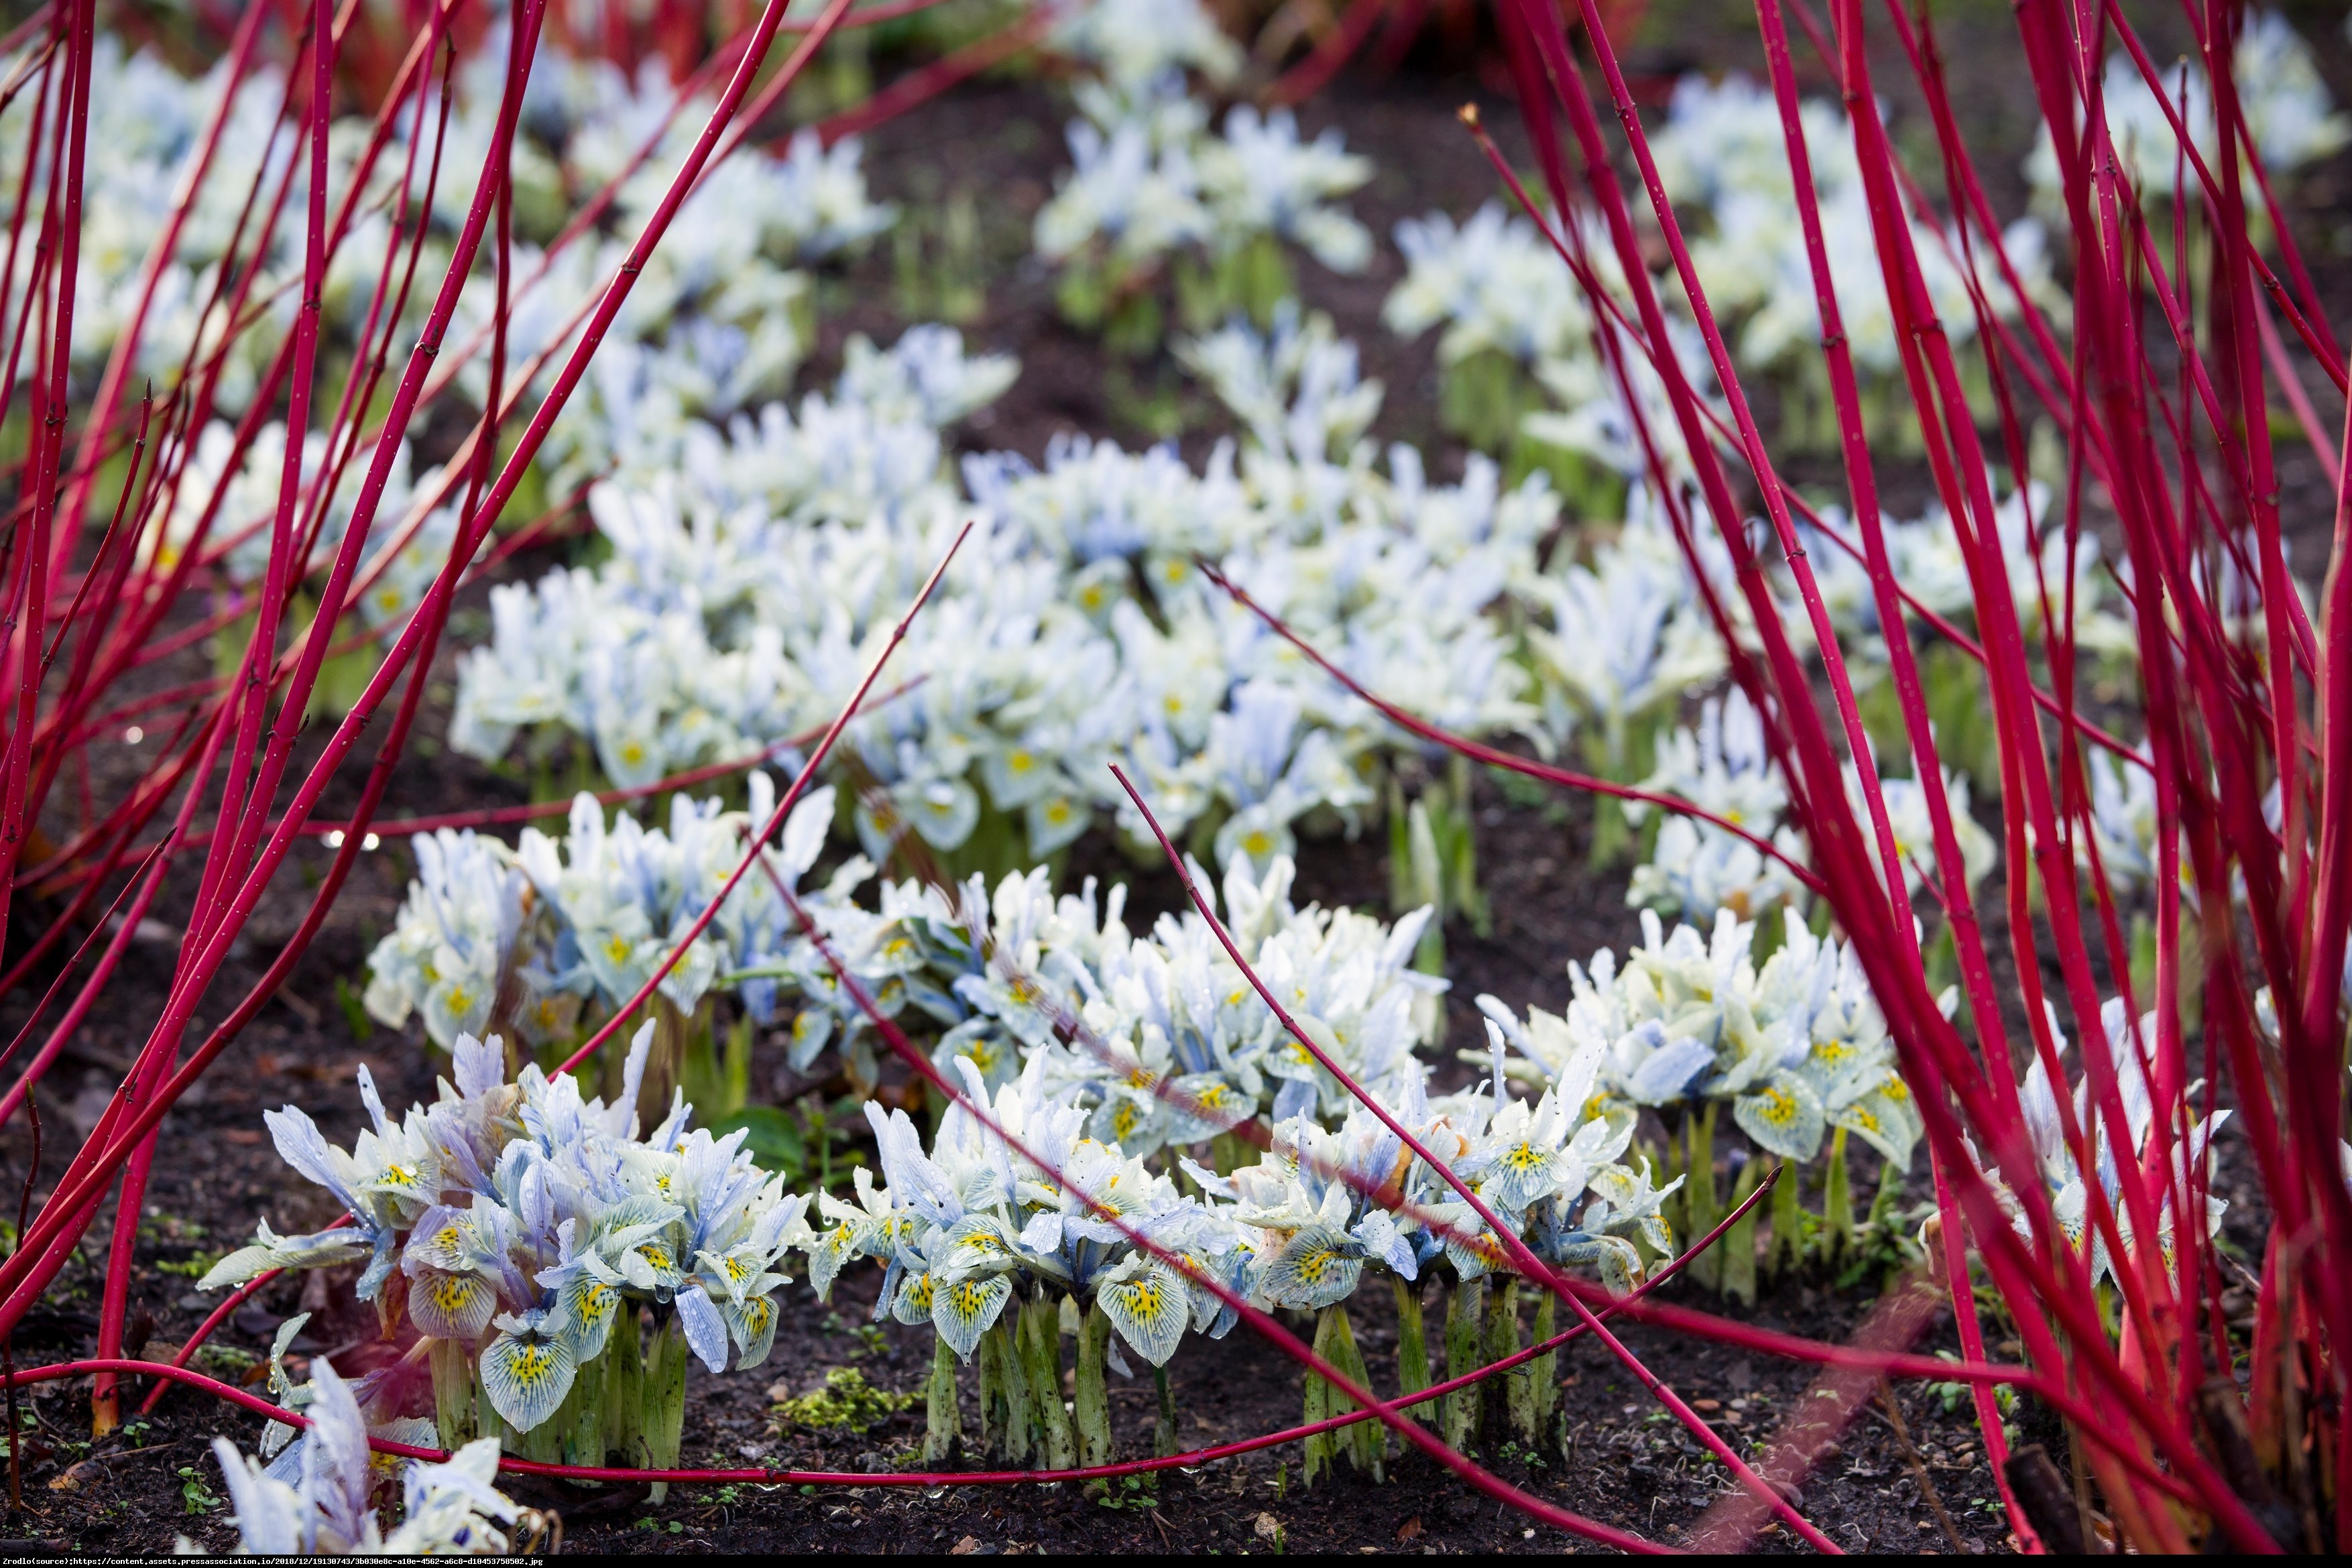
770;1367;917;1431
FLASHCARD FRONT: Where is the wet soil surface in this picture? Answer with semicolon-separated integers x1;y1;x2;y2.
7;6;2351;1553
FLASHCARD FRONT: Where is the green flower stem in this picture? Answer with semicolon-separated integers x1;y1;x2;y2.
1154;1363;1178;1460
1722;1157;1764;1307
974;1335;1002;1467
1303;1304;1378;1484
1073;1301;1113;1469
1332;1306;1381;1480
1442;1275;1486;1453
605;1309;644;1469
430;1337;476;1454
561;1347;604;1469
642;1315;688;1502
1821;1127;1855;1265
1391;1275;1429;1423
976;1323;1004;1459
992;1315;1033;1465
1867;1150;1905;1233
1529;1292;1558;1441
1769;1154;1805;1277
923;1331;962;1465
1685;1106;1720;1290
1022;1296;1075;1471
1302;1315;1334;1487
1444;754;1491;939
1486;1278;1526;1445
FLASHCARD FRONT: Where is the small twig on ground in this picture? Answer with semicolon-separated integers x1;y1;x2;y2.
270;985;319;1027
1872;1378;1965;1553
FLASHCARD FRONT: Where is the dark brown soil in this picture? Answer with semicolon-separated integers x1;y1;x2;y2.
5;3;2348;1553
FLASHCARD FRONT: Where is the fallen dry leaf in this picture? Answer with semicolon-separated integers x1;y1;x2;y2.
948;1538;982;1555
1396;1516;1424;1543
1255;1512;1282;1543
1692;1398;1722;1412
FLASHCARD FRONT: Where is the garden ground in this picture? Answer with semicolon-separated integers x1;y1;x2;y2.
2;4;2342;1551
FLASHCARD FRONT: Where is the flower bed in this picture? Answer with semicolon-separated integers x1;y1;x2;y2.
3;0;2348;1555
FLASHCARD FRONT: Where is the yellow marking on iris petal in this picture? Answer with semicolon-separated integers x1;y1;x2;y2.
1008;751;1035;774
1242;831;1273;857
1114;1276;1165;1319
1124;1065;1157;1090
434;1226;463;1252
638;1243;673;1271
1848;1107;1881;1133
445;985;474;1015
426;1273;477;1311
1293;1247;1338;1284
581;1282;618;1323
1755;1086;1800;1128
1502;1142;1547;1175
619;739;648;768
725;1257;751;1284
1112;1101;1142;1140
1042;800;1073;825
906;1273;935;1313
1582;1093;1610;1123
947;1280;991;1317
1814;1040;1852;1067
1881;1080;1911;1103
604;934;634;965
508;1343;556;1387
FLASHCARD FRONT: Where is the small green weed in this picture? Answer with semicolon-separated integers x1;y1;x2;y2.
156;1251;225;1278
335;977;373;1042
1096;1473;1158;1511
178;1465;221;1515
